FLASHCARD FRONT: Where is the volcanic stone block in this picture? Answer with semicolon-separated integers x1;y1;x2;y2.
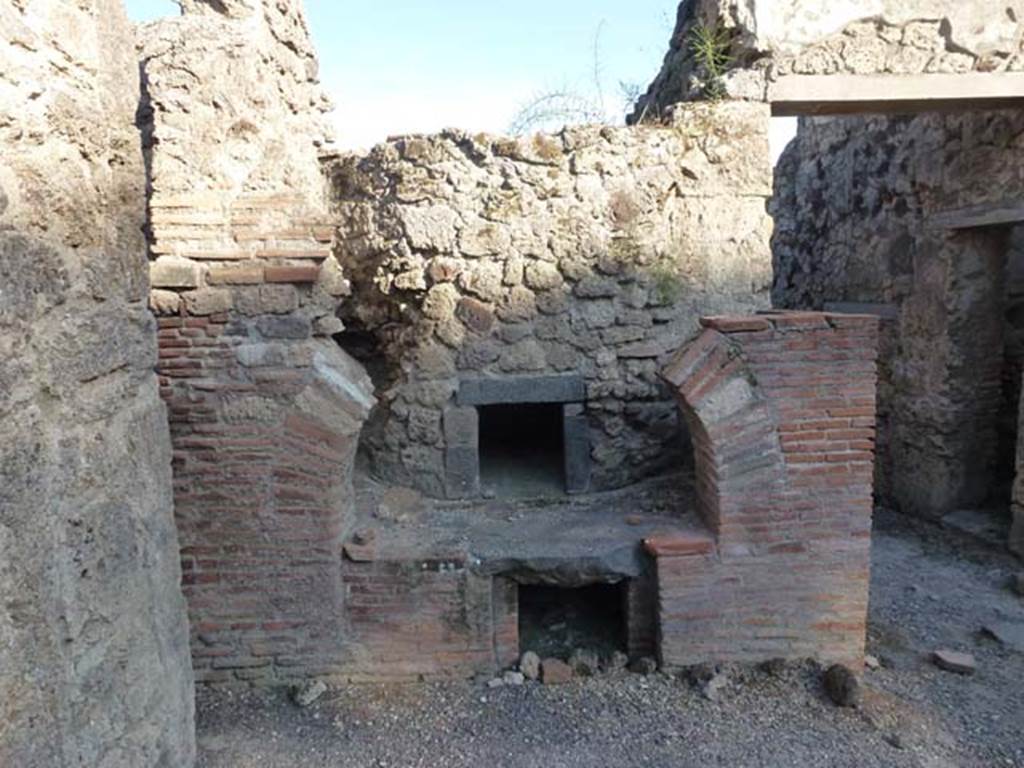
151;255;202;288
445;445;480;499
257;314;312;339
182;287;233;315
457;374;585;406
443;406;479;499
541;658;573;684
443;406;478;447
563;403;591;494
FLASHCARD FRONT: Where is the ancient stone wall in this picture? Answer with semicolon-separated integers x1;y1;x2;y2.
139;0;377;684
330;103;774;498
139;0;343;331
0;0;194;764
654;311;879;666
772;111;1024;523
632;1;1024;119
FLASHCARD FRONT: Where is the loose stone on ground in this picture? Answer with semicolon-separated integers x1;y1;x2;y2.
824;664;861;708
519;651;541;681
540;658;573;685
932;650;976;675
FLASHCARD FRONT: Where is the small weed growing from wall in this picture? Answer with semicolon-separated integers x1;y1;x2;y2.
688;23;733;101
649;259;684;306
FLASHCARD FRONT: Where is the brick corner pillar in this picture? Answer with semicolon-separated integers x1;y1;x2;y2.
654;311;880;668
160;319;377;684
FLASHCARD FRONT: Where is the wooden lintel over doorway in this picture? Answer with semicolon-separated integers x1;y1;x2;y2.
932;202;1024;231
770;73;1024;118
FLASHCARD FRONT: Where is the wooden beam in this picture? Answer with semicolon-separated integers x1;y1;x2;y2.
770;73;1024;117
932;203;1024;230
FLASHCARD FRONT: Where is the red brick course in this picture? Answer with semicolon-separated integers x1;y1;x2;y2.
340;558;518;682
657;311;880;668
158;314;370;684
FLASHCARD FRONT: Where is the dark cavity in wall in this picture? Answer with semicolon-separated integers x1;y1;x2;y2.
518;583;627;661
333;317;392;479
333;317;389;390
479;402;565;498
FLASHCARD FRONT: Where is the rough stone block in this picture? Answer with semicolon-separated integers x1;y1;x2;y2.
541;658;573;684
258;284;300;314
257;314;312;340
498;340;546;372
150;288;182;315
182;287;233;315
423;283;459;320
317;255;351;296
151;255;201;288
574;275;619;298
459;219;512;256
313;314;345;336
524;262;563;291
455;297;495;334
933;649;976;675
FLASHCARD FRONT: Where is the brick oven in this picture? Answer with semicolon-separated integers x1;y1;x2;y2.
140;18;882;681
334;309;879;680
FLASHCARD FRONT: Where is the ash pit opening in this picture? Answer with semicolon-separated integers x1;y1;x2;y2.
517;583;627;661
479;402;565;498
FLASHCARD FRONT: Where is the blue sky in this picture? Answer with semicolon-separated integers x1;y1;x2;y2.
124;0;679;148
123;1;795;156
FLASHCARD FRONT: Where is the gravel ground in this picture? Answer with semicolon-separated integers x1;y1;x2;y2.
196;510;1024;768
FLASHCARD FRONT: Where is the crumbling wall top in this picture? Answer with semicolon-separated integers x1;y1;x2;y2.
176;0;321;66
711;0;1022;58
633;1;1024;120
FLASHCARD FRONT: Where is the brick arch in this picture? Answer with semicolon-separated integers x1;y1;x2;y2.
662;320;786;548
649;312;881;668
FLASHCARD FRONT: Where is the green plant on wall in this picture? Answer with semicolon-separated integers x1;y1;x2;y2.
649;258;684;306
688;23;733;101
